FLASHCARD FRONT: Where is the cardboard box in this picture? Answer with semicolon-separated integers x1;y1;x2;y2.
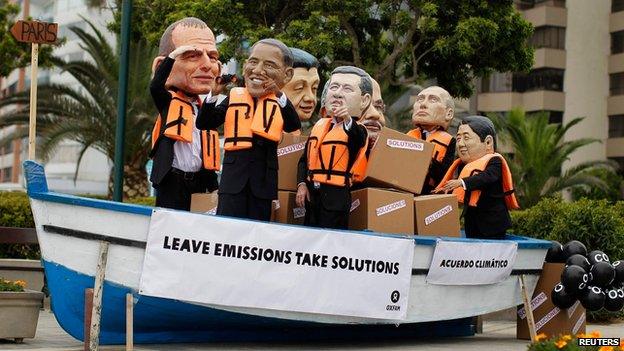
277;134;308;191
349;187;414;235
190;192;219;214
517;263;586;340
272;190;306;225
362;127;434;195
413;194;461;237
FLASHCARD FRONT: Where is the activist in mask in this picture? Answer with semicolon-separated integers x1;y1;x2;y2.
295;66;369;229
407;86;457;193
197;38;301;221
149;17;220;211
434;115;519;239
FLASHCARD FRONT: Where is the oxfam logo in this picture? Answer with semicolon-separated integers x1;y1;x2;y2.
390;290;400;303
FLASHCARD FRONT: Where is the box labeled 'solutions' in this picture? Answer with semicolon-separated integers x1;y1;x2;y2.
349;187;414;235
190;192;219;214
271;191;306;225
517;263;586;340
414;194;461;237
362;127;434;195
277;134;307;192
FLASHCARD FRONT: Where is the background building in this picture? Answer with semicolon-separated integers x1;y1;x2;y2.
0;0;113;194
475;0;624;170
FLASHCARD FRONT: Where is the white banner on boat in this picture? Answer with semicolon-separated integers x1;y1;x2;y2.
140;209;414;320
426;239;518;285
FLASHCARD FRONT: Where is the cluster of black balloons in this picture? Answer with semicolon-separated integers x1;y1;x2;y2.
546;240;624;312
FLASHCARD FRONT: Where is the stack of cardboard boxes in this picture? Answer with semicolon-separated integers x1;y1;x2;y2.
189;127;461;237
275;127;462;237
273;134;308;225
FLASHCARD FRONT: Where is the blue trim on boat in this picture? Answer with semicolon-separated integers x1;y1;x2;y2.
43;260;474;344
412;233;553;249
25;160;153;216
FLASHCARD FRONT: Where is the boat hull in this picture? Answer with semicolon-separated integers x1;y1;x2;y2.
45;260;477;344
24;160;550;344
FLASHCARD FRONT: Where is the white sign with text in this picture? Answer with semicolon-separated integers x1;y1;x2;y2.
426;239;518;285
140;210;415;320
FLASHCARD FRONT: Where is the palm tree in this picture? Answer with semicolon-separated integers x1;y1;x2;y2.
0;20;157;198
491;108;617;208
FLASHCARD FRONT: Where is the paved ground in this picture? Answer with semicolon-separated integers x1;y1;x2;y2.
0;311;622;351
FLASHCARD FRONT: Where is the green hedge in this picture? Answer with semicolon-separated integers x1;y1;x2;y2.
0;192;38;259
511;197;624;321
0;192;156;259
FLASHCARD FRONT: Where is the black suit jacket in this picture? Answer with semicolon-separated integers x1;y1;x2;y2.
461;156;511;238
197;93;301;200
149;57;217;191
425;137;456;193
296;121;367;211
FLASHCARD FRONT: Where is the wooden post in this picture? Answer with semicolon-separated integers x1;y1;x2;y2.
83;289;93;351
89;241;109;351
126;293;133;351
28;43;39;160
519;275;537;341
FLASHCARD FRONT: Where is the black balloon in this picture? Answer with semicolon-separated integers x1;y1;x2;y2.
562;240;587;260
562;265;589;293
589;262;615;287
613;261;624;284
545;241;565;263
604;287;624;312
566;254;591;272
551;283;577;309
579;286;605;311
588;250;610;265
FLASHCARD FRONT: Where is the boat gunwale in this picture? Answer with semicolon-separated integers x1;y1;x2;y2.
24;160;552;249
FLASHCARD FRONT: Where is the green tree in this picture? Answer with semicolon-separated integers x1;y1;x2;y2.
492;108;618;208
571;168;624;202
0;0;55;77
107;0;533;98
0;21;156;198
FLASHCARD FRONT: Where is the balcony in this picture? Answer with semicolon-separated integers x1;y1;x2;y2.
533;48;566;69
608;95;624;115
523;5;567;27
606;138;624;157
477;92;523;112
611;12;624;33
610;53;624;74
476;91;564;112
523;91;565;111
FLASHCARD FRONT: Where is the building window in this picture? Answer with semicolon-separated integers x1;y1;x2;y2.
610;72;624;95
612;30;624;54
613;0;624;13
609;115;624;137
546;111;563;124
512;68;565;92
531;26;566;50
1;167;12;183
479;73;513;93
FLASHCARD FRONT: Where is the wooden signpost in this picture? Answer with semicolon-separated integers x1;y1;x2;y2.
10;20;58;160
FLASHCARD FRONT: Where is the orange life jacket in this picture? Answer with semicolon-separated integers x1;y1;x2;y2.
306;118;367;186
406;127;453;163
436;153;519;210
223;87;284;151
150;91;220;171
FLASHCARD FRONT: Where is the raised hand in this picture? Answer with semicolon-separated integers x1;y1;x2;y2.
168;45;197;60
331;105;351;125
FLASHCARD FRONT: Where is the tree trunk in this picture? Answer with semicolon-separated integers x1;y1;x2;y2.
107;165;150;200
